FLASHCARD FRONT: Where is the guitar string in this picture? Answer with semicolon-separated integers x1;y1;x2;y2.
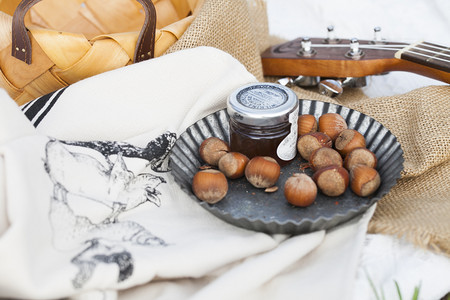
420;42;450;52
310;40;450;52
377;41;450;53
311;44;403;48
406;52;449;63
408;45;450;59
310;44;450;63
310;43;450;54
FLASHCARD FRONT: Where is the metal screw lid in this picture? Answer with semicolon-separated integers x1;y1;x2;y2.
227;83;298;126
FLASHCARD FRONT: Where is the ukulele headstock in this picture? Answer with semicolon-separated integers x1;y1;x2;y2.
261;27;410;96
262;26;450;96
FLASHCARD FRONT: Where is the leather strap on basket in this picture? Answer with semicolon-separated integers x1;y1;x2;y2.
11;0;157;64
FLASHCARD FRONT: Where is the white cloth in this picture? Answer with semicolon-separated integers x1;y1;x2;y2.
353;234;450;300
120;206;375;300
0;46;375;299
0;47;275;299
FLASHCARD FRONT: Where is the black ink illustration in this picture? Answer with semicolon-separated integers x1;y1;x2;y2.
44;132;176;289
60;132;177;172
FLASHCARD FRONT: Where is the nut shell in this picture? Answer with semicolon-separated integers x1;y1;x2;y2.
350;165;381;197
284;173;317;207
218;152;249;179
318;113;347;141
298;114;318;136
199;137;230;166
245;156;281;188
192;169;228;203
312;166;349;197
309;147;343;171
335;129;366;157
344;147;377;171
297;132;332;161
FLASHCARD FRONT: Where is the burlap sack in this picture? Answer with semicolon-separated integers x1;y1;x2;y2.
274;82;450;256
341;86;450;254
165;0;269;81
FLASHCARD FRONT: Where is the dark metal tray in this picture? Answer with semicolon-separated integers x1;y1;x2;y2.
169;99;404;234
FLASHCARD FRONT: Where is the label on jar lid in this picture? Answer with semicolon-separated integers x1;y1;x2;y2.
227;83;298;126
237;84;288;110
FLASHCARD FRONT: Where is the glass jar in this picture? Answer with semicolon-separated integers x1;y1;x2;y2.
227;83;299;166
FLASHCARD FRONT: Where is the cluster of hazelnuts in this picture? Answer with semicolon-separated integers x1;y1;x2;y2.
191;112;381;208
295;113;380;206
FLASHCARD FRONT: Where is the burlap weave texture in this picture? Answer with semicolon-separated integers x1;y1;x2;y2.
165;0;269;81
287;84;450;255
341;86;450;254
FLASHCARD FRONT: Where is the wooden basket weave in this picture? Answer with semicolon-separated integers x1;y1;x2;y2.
0;0;201;105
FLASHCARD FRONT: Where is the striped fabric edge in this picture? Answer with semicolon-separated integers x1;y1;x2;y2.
21;87;68;127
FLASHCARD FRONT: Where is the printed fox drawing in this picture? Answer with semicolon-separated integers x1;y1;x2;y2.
45;140;165;222
43;133;175;288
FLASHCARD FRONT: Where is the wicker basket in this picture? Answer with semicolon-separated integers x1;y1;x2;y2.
0;0;202;105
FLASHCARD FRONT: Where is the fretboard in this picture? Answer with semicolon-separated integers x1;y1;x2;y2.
395;42;450;73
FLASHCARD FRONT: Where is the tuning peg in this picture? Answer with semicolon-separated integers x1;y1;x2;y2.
345;38;364;59
318;79;344;97
318;77;367;97
297;37;316;57
341;77;367;88
373;27;382;41
277;76;320;88
324;25;340;44
277;77;293;86
293;75;320;87
371;26;386;44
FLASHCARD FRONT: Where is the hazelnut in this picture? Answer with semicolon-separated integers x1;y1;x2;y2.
312;166;349;197
284;173;317;207
318;113;347;141
199;137;230;166
350;165;381;197
334;129;366;157
309;147;343;171
245;156;280;188
218;152;249;179
192;169;228;204
297;132;332;161
298;114;318;136
344;147;377;171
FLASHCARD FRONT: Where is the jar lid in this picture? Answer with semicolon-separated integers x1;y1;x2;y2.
227;83;298;126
